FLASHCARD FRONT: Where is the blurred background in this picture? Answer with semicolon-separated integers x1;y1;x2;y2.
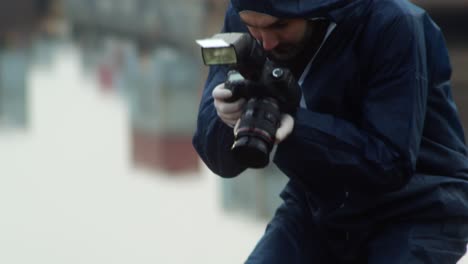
0;1;466;263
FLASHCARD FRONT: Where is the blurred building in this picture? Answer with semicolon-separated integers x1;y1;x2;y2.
0;0;60;129
63;0;214;173
64;0;204;56
0;1;45;42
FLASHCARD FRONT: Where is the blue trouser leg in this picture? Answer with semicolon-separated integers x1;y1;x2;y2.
245;200;468;264
365;220;468;264
244;197;338;264
246;216;468;264
245;180;468;264
244;220;304;264
245;199;305;264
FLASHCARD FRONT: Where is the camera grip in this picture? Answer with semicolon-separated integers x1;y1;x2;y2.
224;70;251;102
224;81;243;102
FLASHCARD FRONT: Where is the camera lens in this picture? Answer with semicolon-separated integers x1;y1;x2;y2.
231;136;269;168
231;98;280;168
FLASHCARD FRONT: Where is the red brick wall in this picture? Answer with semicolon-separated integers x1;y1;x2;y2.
131;129;199;174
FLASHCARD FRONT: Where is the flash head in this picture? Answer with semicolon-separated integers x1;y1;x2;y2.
196;33;248;66
196;33;266;73
196;37;238;65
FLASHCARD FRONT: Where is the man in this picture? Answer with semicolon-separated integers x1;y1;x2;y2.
193;0;468;263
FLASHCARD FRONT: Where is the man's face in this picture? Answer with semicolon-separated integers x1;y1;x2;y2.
239;11;312;63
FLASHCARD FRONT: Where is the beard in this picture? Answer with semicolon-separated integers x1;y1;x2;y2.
266;42;305;62
263;20;328;78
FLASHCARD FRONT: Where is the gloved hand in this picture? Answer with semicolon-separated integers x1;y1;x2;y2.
275;113;294;144
212;83;246;127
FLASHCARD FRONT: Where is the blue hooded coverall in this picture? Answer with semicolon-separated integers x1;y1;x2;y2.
192;0;468;263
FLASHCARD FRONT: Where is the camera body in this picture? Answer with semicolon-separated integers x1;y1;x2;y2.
197;33;300;168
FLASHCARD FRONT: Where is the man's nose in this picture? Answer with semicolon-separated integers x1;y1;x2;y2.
260;33;279;51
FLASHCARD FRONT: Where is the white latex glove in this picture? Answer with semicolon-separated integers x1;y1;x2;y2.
275;114;295;144
212;83;246;127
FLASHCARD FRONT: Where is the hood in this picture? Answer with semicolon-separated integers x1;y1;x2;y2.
231;0;370;23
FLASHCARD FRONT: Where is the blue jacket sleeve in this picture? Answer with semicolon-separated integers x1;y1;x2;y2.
192;5;248;177
192;65;248;177
275;11;432;193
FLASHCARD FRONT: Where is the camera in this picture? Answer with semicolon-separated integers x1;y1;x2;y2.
197;33;300;168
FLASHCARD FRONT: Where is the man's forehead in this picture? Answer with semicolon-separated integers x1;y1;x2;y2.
239;10;279;28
